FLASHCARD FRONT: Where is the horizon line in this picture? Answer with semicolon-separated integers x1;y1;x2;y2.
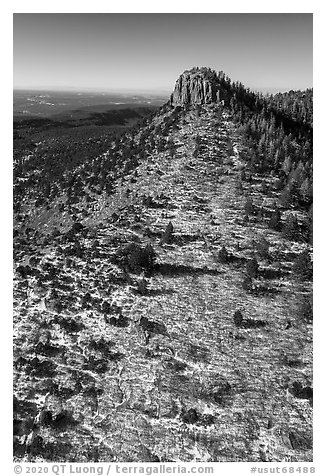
13;86;172;94
13;85;313;94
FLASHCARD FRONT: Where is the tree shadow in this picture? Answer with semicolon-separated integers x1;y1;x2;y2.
146;288;176;296
260;268;289;280
154;262;221;277
173;234;202;246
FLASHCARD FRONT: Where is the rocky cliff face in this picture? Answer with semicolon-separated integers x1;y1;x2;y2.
171;67;220;106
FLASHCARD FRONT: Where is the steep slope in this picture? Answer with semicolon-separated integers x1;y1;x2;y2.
13;100;312;462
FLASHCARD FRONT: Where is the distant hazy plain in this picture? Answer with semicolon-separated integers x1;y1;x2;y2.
13;90;168;117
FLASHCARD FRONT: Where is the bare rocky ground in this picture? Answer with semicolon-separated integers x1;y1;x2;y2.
13;105;312;462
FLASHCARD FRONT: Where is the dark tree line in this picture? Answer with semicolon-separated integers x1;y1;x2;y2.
215;72;312;211
13;109;157;213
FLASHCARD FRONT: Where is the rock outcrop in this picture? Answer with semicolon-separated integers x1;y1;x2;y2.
170;67;220;106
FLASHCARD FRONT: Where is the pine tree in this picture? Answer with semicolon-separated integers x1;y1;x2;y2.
244;197;254;215
246;258;259;278
282;214;300;241
234;310;243;327
242;275;253;292
282;156;292;175
269;207;282;230
279;186;292;208
297;293;313;322
292;249;312;280
256;235;270;259
161;221;174;244
218;246;229;264
300;177;313;204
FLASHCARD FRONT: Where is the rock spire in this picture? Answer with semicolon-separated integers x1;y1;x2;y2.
170;67;221;106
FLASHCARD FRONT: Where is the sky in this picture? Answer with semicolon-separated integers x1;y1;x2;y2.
13;13;313;93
